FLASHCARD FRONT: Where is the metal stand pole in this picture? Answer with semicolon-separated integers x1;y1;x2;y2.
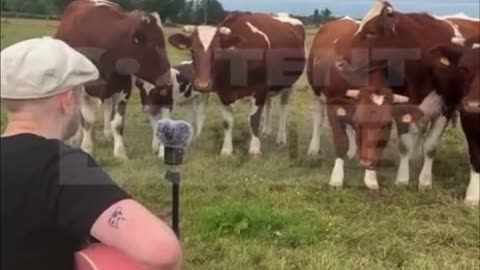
166;170;180;238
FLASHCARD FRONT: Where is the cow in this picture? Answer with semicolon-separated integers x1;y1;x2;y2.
168;12;306;157
437;13;480;41
428;35;480;206
136;61;209;158
55;0;172;160
328;1;472;190
306;16;361;159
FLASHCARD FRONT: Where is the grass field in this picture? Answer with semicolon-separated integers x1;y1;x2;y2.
1;18;479;269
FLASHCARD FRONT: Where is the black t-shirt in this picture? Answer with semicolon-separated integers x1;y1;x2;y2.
1;134;130;270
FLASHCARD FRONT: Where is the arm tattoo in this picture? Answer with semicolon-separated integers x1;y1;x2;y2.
108;207;126;229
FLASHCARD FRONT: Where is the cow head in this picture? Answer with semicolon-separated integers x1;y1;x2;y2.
341;1;402;73
118;12;171;89
168;25;244;92
428;36;480;113
335;88;423;168
135;76;173;115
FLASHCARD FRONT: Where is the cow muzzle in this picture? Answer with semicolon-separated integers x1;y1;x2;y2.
463;100;480;113
155;70;173;88
194;80;212;92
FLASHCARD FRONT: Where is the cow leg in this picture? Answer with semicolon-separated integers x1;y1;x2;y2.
80;93;100;156
418;116;448;189
345;124;357;159
462;115;480;207
326;108;349;188
220;105;234;156
111;92;129;160
249;97;265;156
102;97;114;140
261;96;273;137
277;88;292;145
395;122;417;186
307;94;326;156
154;108;171;159
194;94;208;137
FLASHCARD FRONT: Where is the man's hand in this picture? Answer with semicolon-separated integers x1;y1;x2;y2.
91;199;182;270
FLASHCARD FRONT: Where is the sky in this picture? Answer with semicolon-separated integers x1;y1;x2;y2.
220;0;480;18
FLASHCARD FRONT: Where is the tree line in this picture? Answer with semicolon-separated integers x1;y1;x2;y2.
0;0;336;25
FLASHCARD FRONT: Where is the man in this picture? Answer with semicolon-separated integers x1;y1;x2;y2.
0;37;182;270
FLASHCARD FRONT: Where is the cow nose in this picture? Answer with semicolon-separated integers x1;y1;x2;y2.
463;100;480;113
194;81;211;91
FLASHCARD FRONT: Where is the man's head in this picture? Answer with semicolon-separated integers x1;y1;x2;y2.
168;25;243;91
1;37;99;140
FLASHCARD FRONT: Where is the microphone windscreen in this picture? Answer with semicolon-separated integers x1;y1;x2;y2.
155;119;194;149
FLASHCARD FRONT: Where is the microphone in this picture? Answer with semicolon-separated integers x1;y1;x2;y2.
155;119;193;239
156;119;194;166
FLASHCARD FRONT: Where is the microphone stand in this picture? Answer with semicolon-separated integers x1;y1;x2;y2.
164;147;184;239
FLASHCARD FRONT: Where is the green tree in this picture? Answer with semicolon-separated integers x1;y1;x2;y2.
312;8;320;24
193;0;225;24
319;8;333;23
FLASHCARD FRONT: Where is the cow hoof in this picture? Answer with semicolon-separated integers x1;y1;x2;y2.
307;149;320;157
276;138;287;145
464;199;479;208
418;184;432;191
81;145;94;157
261;129;273;137
366;184;380;191
250;153;262;159
347;149;357;160
220;150;233;157
114;149;129;161
104;131;113;141
329;184;343;191
395;179;409;187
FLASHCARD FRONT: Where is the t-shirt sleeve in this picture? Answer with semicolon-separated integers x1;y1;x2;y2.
47;147;130;249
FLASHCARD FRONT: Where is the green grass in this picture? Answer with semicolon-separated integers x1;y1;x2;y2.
1;18;479;270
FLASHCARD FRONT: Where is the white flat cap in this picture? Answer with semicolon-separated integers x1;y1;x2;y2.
1;37;99;99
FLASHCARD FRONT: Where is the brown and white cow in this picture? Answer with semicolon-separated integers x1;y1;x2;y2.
168;12;306;156
306;16;361;160
437;13;480;42
330;1;471;189
56;0;172;160
428;35;480;206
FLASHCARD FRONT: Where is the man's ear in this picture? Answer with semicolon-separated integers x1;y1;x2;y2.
393;104;424;124
222;35;244;49
328;98;355;122
168;33;191;50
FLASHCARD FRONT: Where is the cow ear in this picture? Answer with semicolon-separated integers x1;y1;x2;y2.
393;104;424;124
428;44;464;67
168;33;191;50
222;35;244;50
328;98;355;122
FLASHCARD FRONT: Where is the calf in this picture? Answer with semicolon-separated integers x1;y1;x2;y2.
428;36;480;206
168;12;306;157
136;61;209;158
